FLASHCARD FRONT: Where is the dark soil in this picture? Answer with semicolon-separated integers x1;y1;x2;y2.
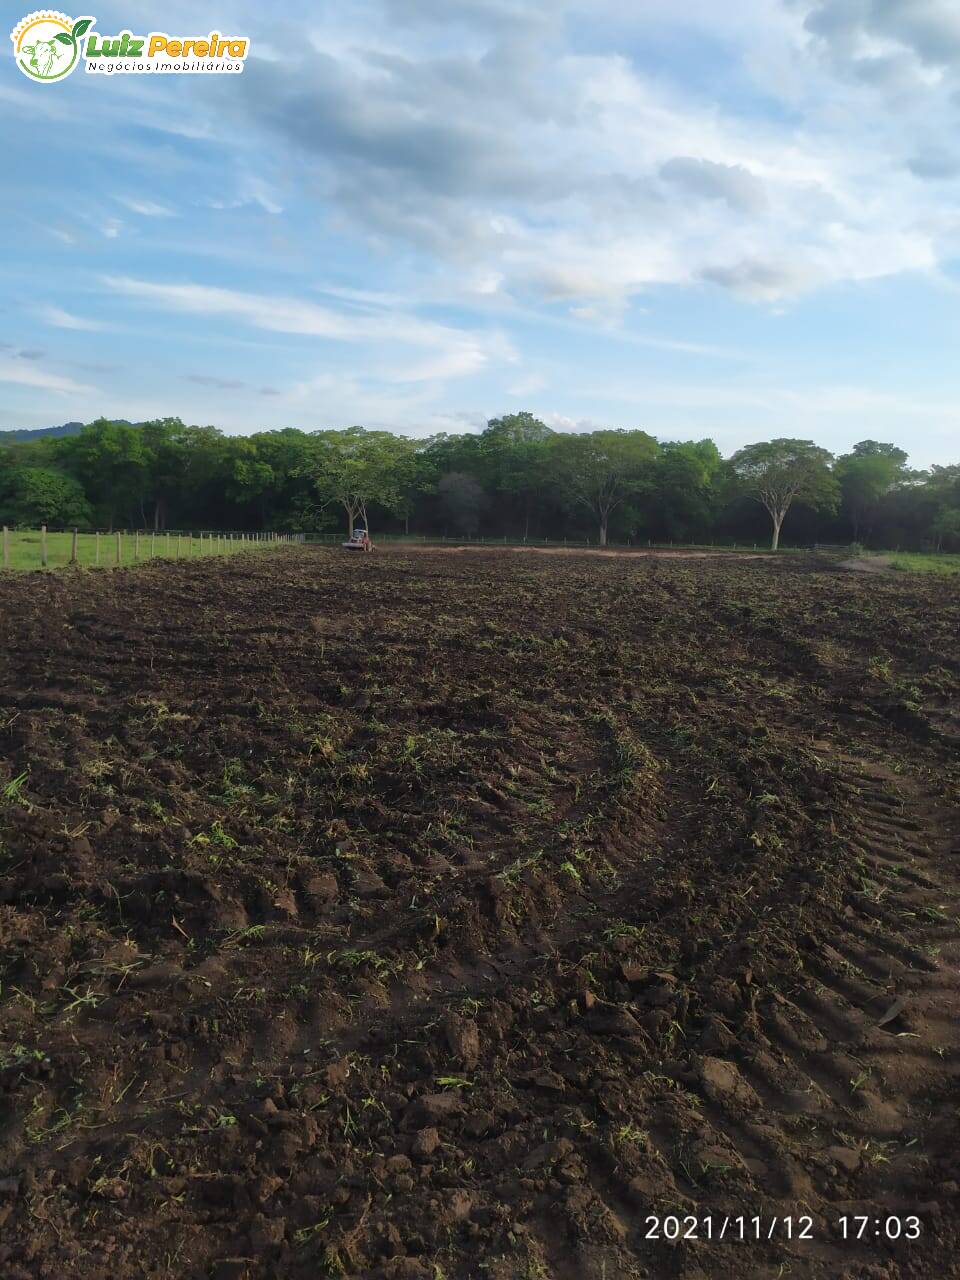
0;548;958;1280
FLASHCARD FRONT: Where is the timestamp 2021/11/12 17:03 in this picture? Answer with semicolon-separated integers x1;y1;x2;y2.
643;1214;924;1242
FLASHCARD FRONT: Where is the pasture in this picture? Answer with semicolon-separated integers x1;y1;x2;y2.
0;546;957;1279
0;529;295;571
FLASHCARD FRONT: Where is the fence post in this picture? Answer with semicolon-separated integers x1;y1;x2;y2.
116;531;122;566
1;525;7;569
70;527;78;564
151;532;156;559
135;531;140;562
177;533;182;560
95;530;100;566
40;525;47;569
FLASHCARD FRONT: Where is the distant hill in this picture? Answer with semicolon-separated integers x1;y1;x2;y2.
0;421;135;444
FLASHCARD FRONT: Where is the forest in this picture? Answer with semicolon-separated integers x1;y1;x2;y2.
0;412;957;550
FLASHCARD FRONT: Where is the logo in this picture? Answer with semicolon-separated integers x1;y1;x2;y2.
10;12;249;79
10;11;92;81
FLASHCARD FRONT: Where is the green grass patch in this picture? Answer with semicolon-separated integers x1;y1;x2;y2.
0;530;285;571
888;552;960;575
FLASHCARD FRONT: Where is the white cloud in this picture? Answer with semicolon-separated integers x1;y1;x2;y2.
208;175;284;215
225;4;956;308
0;359;95;396
38;306;104;332
117;197;176;217
102;276;513;382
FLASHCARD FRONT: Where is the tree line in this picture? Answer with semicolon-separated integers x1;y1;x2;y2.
0;413;957;551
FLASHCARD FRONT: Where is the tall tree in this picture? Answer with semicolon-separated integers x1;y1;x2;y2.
304;427;418;536
57;418;150;528
550;429;658;545
138;417;193;530
478;412;554;539
650;439;724;541
729;439;838;550
835;441;909;542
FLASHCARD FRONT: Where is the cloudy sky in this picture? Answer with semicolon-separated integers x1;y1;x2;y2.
3;0;960;463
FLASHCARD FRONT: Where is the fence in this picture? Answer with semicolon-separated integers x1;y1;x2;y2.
302;532;830;553
0;526;304;572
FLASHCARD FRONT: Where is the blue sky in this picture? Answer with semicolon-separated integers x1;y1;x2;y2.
2;0;960;465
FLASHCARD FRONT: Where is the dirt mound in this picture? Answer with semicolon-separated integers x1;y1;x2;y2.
839;555;894;574
0;548;957;1279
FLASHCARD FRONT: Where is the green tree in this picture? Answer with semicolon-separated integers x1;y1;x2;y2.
0;466;92;527
57;418;150;528
835;441;909;542
304;427;419;536
137;417;194;530
240;429;319;530
550;429;658;545
924;464;960;551
479;412;554;539
728;438;838;550
650;439;724;540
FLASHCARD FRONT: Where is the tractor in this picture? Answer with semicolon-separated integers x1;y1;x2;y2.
342;527;374;552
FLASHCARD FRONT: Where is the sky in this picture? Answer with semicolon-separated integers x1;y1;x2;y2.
2;0;960;466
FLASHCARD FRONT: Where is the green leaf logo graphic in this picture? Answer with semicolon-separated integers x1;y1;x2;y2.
72;18;93;39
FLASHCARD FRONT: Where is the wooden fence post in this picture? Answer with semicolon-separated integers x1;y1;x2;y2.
40;525;48;569
95;531;100;566
135;531;140;562
177;533;182;559
151;532;156;559
116;531;122;566
70;528;78;564
2;526;8;569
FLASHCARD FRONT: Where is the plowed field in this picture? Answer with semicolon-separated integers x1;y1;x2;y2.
0;548;957;1279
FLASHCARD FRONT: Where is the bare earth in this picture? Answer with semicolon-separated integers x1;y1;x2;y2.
0;547;957;1279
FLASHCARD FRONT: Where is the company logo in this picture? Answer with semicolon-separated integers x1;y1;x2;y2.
10;12;249;79
10;11;92;81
